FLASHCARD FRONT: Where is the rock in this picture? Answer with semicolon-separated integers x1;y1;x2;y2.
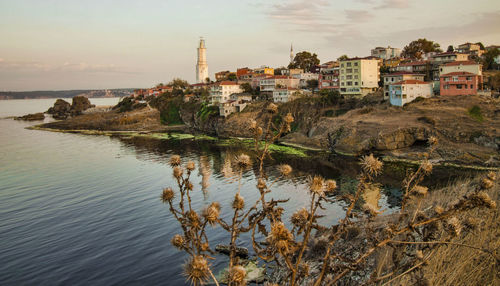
215;260;267;284
47;99;71;119
15;112;45;121
215;244;249;258
71;96;95;115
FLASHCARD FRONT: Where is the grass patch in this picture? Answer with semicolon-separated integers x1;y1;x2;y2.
467;105;484;122
160;104;183;125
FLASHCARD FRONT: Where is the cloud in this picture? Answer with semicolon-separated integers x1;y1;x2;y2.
345;9;374;22
375;0;410;10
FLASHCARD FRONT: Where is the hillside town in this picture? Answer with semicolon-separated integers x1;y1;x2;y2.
132;38;500;117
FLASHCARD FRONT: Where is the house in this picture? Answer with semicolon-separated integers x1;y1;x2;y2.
236;67;252;79
210;81;243;104
339;57;380;97
371;46;402;60
292;72;319;88
319;65;340;90
250;74;272;89
191;83;209;91
383;72;425;99
383;57;404;69
392;61;429;73
389;80;433;106
253;66;274;75
215;71;236;81
272;88;302;103
280;68;304;76
440;72;479;96
457;43;484;57
219;93;253;117
432;52;469;64
439;61;483;88
161;86;173;93
259;76;300;95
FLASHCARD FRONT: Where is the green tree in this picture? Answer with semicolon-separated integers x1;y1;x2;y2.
168;78;189;90
488;72;500;92
288;51;320;71
447;45;454;52
337;54;349;61
240;82;253;94
227;73;237;81
482;48;500;70
306;79;319;94
402;38;442;59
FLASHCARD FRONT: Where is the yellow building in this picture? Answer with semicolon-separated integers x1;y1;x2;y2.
253;66;274;75
339;57;380;97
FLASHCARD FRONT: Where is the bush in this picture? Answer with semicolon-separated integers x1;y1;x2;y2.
418;116;436;125
197;103;219;121
468;105;484;122
114;97;134;113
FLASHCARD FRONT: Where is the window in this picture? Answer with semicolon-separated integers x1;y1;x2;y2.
341;63;344;68
347;81;352;86
453;76;458;82
346;75;352;80
466;77;472;81
391;78;394;82
457;84;462;89
354;69;358;73
354;75;358;79
354;82;358;86
354;62;358;66
346;69;353;73
470;84;473;89
347;62;352;67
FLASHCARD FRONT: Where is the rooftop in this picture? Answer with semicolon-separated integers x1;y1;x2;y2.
383;72;425;76
440;71;477;77
392;79;429;85
442;60;480;66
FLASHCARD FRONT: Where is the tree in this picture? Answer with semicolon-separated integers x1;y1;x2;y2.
240;82;253;94
482;48;500;70
447;45;454;52
288;51;320;71
227;73;237;81
401;38;442;59
337;54;349;61
306;79;319;94
168;78;189;90
488;72;500;92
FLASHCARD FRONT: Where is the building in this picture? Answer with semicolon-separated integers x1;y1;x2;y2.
389;80;433;106
339;57;380;97
371;46;402;60
215;71;236;82
236;67;252;79
280;68;303;76
440;72;479;96
259;76;300;94
219;93;252;117
210;81;243;104
432;52;469;64
292;72;319;88
392;61;430;73
273;88;301;103
383;72;425;99
250;74;272;89
290;43;294;64
383;57;404;69
439;61;483;87
191;83;209;91
196;38;208;83
319;65;340;90
253;66;274;75
457;43;484;57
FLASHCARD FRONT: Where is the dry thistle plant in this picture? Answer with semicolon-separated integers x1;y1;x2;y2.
161;103;498;286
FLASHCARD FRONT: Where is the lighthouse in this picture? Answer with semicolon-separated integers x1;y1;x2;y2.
196;38;208;83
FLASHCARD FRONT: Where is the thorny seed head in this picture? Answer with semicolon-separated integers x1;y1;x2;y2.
416;250;424;260
187;210;200;228
480;178;494;190
363;203;381;217
201;242;209;252
236;154;251;169
360;154;383;177
446;216;462;237
299;263;310;277
277;164;292;176
421;160;433;174
472;191;497;209
267;103;278;114
184;255;210;286
249;119;257;130
284;113;294;124
233;193;245;210
434;205;444;215
171;234;184;249
268;222;293;254
291;208;309;227
487;171;497;181
325;179;337;193
256;127;263;137
169;155;181;167
186;161;196;171
229;265;246;285
428;136;438;146
173;166;184;179
186;181;194;191
203;204;220;226
309;176;325;196
413;185;428;196
161;187;175;203
257;178;267;191
210;202;221;212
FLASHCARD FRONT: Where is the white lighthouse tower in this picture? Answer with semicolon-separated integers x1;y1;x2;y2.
196;38;208;83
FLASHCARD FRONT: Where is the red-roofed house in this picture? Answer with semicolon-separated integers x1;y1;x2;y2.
383;72;425;99
440;72;479;96
389;80;433;106
439;61;483;87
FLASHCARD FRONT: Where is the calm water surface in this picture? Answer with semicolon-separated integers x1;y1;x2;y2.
0;98;407;285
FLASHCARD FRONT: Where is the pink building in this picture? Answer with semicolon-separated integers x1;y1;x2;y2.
440;72;478;96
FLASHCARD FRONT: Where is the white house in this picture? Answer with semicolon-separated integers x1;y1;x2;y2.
259;76;300;94
210;81;243;104
389;80;433;106
383;72;425;99
292;72;319;88
219;93;253;117
272;88;301;103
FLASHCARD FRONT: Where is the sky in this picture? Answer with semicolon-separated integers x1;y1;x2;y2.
0;0;499;91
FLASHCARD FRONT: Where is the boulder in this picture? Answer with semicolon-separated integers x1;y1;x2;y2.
15;112;45;121
47;99;71;119
71;96;95;115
